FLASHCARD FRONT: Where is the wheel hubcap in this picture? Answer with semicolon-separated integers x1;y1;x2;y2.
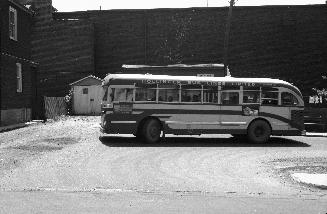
149;126;159;139
254;126;264;137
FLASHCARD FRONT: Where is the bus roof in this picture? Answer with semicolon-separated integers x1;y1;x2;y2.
122;64;224;69
103;73;302;96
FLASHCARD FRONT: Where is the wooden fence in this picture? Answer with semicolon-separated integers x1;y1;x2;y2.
44;97;67;119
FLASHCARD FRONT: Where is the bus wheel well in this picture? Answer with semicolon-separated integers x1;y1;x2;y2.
248;118;272;132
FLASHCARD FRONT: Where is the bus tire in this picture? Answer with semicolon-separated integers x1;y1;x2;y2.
141;118;161;144
247;120;271;143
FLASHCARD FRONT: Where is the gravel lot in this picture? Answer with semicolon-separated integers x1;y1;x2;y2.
0;116;99;178
0;116;326;197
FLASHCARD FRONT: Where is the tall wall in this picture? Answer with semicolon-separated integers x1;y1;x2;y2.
55;5;327;96
30;0;95;96
90;8;226;75
33;3;327;97
228;5;327;93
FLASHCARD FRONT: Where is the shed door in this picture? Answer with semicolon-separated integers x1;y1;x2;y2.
89;85;102;114
73;86;102;115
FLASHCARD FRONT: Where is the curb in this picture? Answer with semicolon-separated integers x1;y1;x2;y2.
291;173;327;189
305;132;327;137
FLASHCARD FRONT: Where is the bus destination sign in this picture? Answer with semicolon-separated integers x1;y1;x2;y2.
140;79;262;87
113;102;133;114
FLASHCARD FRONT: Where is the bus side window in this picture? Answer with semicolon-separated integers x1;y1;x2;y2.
203;86;218;103
221;91;239;105
181;85;201;103
261;91;278;105
243;91;260;104
281;92;298;106
135;88;156;102
158;85;179;102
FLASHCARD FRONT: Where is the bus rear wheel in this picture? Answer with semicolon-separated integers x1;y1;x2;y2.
141;118;161;144
247;120;271;143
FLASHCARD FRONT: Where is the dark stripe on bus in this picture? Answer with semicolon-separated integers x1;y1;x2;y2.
106;108;303;130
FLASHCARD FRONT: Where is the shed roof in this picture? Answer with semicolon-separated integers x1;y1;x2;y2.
70;75;103;86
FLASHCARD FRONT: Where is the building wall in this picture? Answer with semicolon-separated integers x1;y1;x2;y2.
0;0;34;126
33;20;95;96
32;2;327;97
27;0;95;97
228;5;327;93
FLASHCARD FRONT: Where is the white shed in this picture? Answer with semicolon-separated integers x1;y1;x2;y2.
70;75;103;115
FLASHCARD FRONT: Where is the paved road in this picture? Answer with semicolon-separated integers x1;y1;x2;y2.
0;117;326;213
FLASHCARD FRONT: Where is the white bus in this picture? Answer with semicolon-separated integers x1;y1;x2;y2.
100;73;305;143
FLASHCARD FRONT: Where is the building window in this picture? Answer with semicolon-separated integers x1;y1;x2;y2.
16;63;22;93
9;6;17;41
82;88;88;94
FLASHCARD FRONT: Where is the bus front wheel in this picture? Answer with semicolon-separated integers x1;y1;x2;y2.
141;118;161;144
247;120;271;143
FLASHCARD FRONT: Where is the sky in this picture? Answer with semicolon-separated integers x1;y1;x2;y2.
52;0;325;12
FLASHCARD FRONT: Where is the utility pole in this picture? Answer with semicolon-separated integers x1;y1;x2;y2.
223;0;235;76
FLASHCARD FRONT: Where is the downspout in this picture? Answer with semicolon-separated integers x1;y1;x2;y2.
223;0;235;76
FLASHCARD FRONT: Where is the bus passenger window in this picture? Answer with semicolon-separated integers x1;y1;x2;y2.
203;86;218;103
282;92;298;106
181;85;201;103
261;91;278;105
158;85;179;102
221;92;239;105
243;91;260;104
135;88;156;102
159;89;179;102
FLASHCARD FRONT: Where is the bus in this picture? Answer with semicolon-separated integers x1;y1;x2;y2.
100;73;305;143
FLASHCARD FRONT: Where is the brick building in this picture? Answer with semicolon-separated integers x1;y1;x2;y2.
17;0;327;99
0;0;37;126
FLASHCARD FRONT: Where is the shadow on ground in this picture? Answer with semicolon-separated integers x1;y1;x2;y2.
99;136;310;148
